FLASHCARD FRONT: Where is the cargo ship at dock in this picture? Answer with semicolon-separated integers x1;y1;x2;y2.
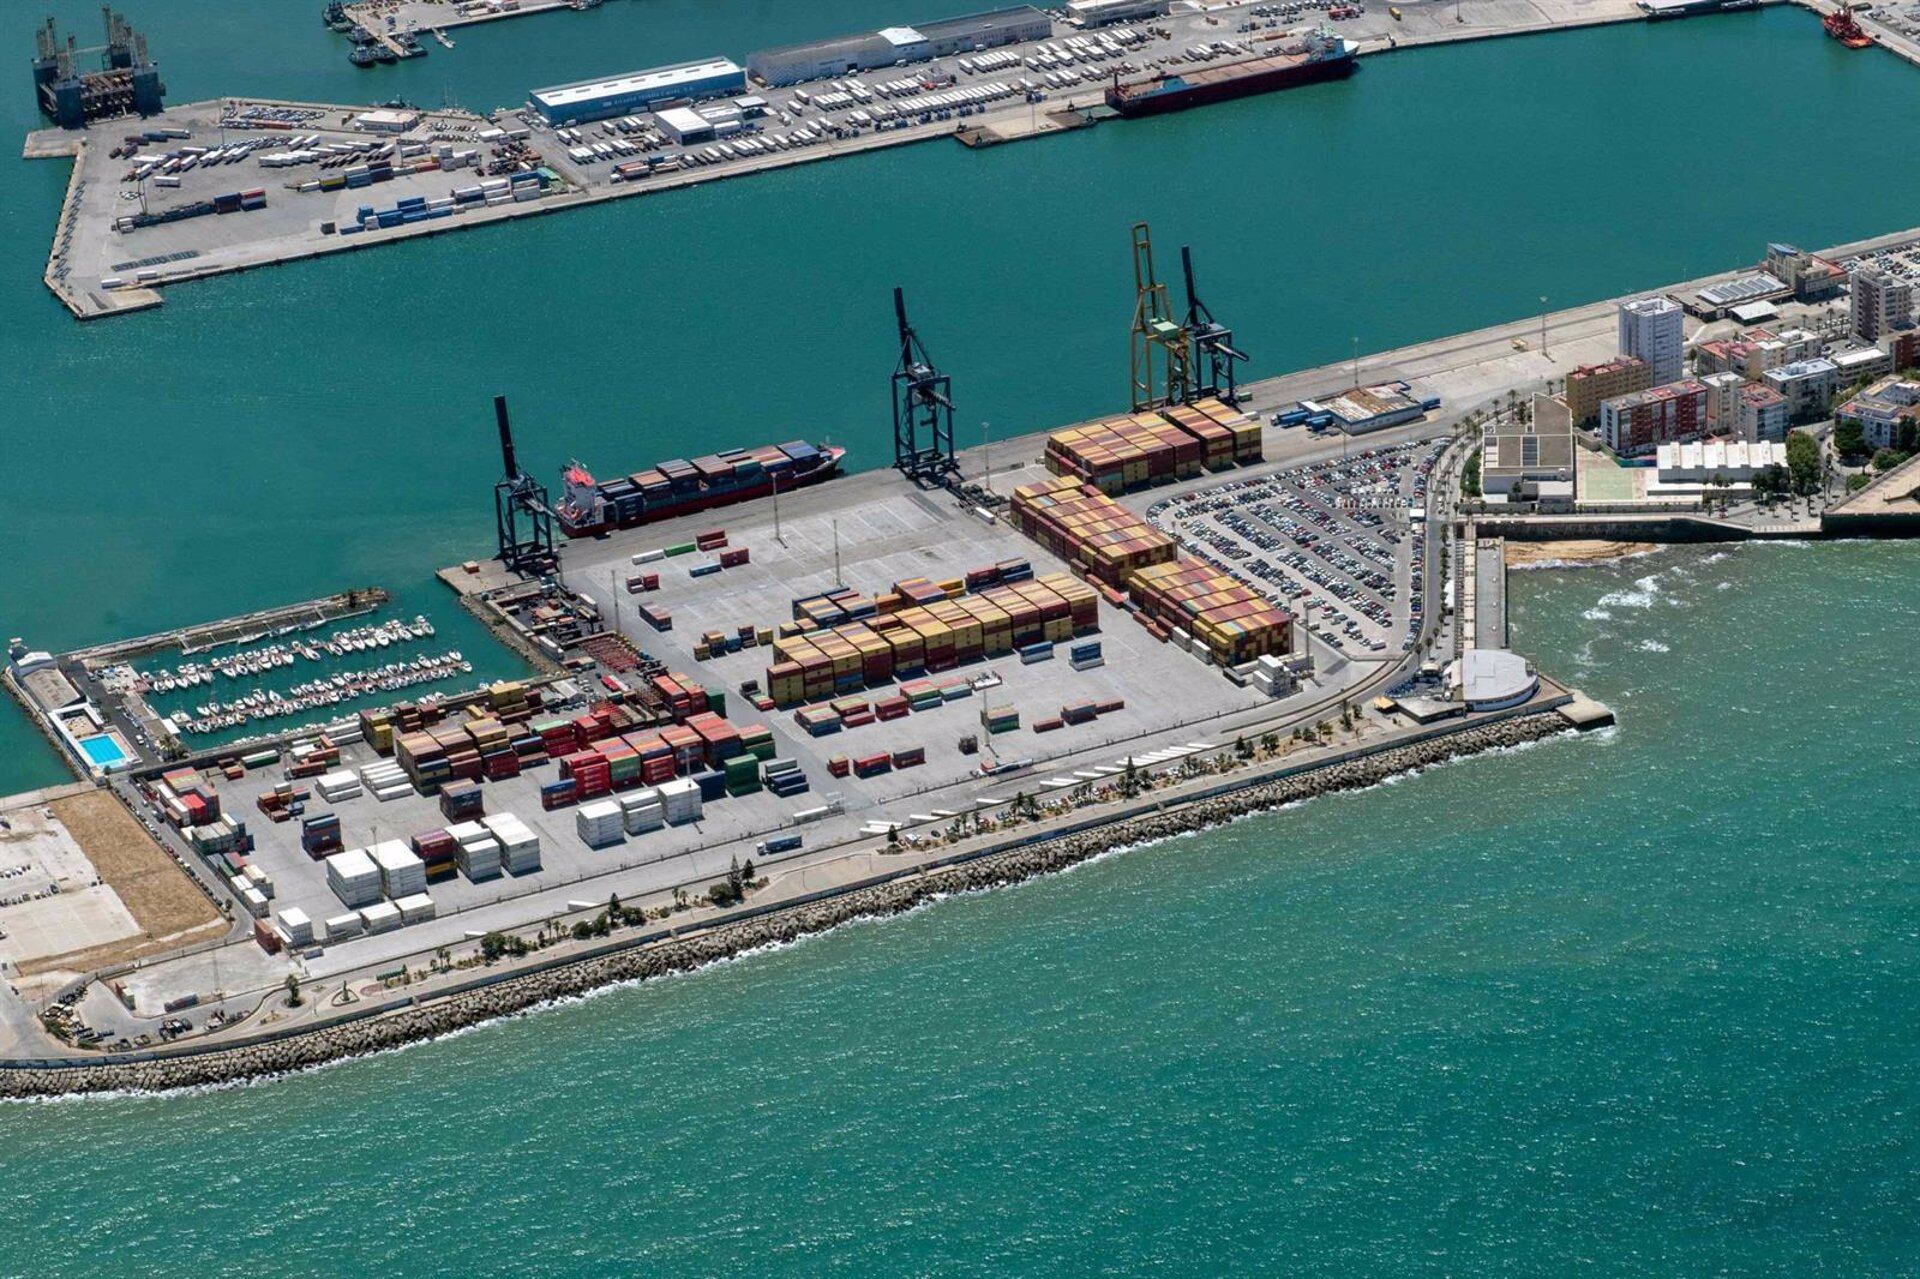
556;440;845;537
1104;30;1356;118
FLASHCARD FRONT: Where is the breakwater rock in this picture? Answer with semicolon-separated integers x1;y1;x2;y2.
2;712;1569;1098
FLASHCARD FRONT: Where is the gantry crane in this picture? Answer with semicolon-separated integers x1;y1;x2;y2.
891;286;958;486
1181;244;1248;404
1129;222;1191;412
492;395;556;575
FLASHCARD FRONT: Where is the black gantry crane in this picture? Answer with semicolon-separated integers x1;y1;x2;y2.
891;286;957;486
492;395;556;575
1181;243;1248;404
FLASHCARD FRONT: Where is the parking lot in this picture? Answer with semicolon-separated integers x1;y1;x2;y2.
1149;439;1446;658
518;3;1362;189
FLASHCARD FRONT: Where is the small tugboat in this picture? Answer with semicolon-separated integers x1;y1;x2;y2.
1823;7;1874;47
350;43;377;67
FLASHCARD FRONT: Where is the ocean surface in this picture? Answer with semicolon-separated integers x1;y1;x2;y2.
3;5;1918;1273
3;545;1917;1275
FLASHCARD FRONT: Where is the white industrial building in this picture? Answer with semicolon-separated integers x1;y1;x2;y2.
1065;0;1168;24
1617;296;1685;386
1649;439;1788;496
530;58;747;125
746;7;1053;86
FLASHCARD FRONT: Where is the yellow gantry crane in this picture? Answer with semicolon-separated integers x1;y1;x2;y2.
1129;222;1191;412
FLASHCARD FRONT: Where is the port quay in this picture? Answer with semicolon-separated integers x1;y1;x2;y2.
10;0;1920;1094
27;0;1874;322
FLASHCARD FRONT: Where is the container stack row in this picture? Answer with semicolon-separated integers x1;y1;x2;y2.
1044;397;1262;495
1010;475;1179;588
1125;560;1293;664
764;573;1098;706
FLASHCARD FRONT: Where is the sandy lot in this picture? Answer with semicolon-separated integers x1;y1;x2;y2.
13;793;226;977
1504;539;1659;568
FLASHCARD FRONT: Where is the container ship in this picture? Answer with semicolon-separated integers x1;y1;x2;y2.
556;440;845;537
1104;30;1356;118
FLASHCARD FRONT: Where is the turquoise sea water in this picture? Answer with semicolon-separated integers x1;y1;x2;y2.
3;544;1917;1275
5;3;1920;791
3;7;1919;1272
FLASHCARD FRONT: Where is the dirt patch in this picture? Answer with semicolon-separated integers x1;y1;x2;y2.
15;793;226;977
1504;539;1658;568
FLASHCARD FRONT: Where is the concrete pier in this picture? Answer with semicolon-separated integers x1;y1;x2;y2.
25;0;1678;320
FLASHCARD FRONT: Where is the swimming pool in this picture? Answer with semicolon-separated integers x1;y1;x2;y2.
76;734;130;769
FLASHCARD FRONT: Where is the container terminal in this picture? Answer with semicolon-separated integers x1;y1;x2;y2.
11;200;1920;1077
0;214;1621;1068
24;0;1706;321
12;195;1920;1077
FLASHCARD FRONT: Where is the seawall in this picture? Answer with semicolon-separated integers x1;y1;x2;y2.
1;711;1573;1098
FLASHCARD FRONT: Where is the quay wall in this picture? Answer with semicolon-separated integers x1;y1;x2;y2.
1;711;1573;1097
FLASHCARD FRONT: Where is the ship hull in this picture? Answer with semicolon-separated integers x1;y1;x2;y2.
1106;54;1356;118
558;447;845;538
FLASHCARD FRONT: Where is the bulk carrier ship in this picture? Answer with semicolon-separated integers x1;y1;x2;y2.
556;439;846;537
1105;29;1357;118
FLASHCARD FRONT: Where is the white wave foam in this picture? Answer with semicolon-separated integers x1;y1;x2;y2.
1635;639;1670;653
1597;573;1661;611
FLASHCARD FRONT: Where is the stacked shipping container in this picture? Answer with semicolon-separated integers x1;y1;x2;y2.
1010;475;1179;587
1126;560;1293;664
1043;397;1262;494
763;572;1099;707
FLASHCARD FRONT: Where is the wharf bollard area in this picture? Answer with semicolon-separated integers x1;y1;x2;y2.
1;710;1571;1098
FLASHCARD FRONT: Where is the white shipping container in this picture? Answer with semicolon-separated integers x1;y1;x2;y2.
277;906;314;946
394;892;436;924
360;901;403;934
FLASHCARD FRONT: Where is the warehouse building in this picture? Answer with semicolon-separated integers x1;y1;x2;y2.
746;7;1054;86
530;58;746;125
1065;0;1169;25
1650;439;1788;497
1304;381;1434;434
